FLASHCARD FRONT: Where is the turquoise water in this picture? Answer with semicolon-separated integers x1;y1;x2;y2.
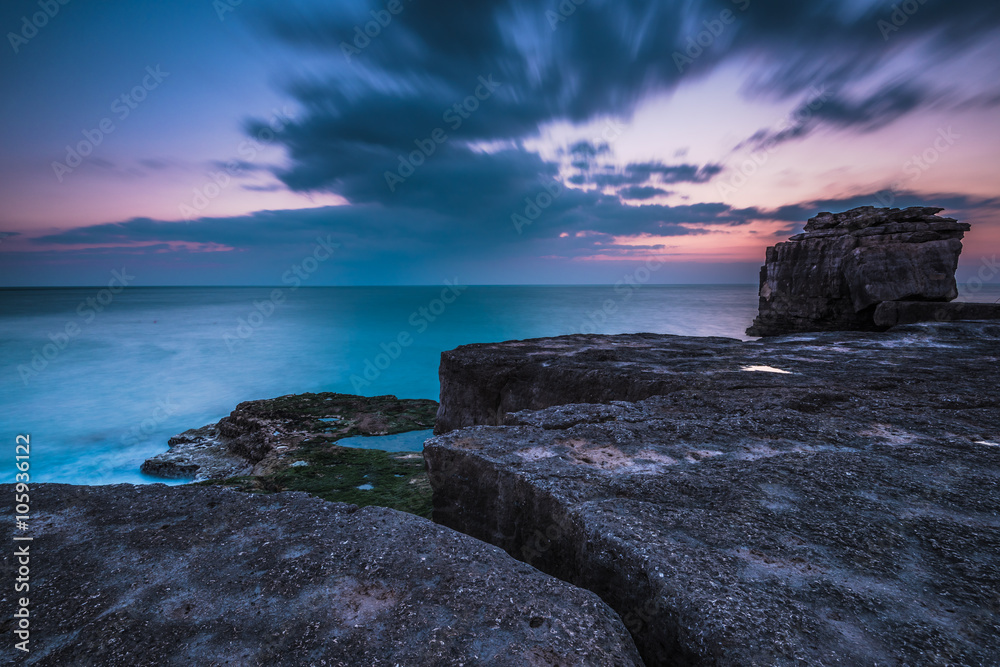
2;283;995;485
337;430;436;453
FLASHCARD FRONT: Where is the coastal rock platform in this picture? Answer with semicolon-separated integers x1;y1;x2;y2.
427;322;1000;665
435;321;1000;434
1;484;643;666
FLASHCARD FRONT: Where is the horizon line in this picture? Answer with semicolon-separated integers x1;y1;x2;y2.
0;282;761;290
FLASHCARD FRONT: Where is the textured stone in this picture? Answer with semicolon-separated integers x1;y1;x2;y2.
747;206;970;336
1;484;643;666
142;393;440;517
144;393;437;480
434;322;1000;434
426;322;1000;665
874;299;1000;327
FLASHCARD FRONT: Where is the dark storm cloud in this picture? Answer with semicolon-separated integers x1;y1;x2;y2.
738;81;933;151
268;141;561;219
568;141;611;158
575;161;721;189
627;162;723;185
18;0;999;281
30;193;769;261
252;0;1000;233
620;186;672;200
31;207;435;252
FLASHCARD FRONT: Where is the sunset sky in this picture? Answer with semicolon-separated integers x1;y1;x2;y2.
1;0;998;285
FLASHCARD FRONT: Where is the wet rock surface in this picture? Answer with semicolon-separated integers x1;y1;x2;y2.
1;484;643;666
747;206;971;336
142;393;440;517
427;322;1000;665
139;423;251;480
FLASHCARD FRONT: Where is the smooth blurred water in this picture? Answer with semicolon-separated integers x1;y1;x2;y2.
3;283;993;485
337;430;437;453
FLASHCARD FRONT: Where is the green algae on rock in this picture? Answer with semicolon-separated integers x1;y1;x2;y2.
207;439;434;518
142;393;439;517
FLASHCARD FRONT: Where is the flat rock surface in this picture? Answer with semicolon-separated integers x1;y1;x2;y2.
427;322;1000;665
0;484;642;666
435;321;1000;434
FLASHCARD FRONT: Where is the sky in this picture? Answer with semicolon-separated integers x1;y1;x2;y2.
0;0;998;286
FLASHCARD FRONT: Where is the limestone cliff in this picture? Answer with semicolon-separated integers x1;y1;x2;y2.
747;206;969;336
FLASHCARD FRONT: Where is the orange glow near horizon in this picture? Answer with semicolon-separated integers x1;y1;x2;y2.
575;220;795;263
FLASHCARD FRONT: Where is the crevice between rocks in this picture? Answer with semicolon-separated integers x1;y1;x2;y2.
426;440;701;666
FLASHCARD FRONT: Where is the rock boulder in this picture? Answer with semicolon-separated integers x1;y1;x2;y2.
747;206;970;336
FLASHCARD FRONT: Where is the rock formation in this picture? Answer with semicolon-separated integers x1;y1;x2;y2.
874;299;1000;328
1;484;642;666
142;393;439;516
747;206;971;336
427;322;1000;665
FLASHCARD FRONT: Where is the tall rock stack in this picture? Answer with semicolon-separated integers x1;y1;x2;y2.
747;206;970;336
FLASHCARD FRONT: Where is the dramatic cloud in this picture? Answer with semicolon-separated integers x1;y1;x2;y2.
3;0;998;285
620;186;673;200
252;0;1000;236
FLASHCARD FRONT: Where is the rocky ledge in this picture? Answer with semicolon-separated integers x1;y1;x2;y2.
1;484;642;666
427;322;1000;665
746;206;992;336
435;321;1000;434
142;393;439;517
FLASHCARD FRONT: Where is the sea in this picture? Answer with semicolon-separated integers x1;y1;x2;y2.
2;284;996;485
